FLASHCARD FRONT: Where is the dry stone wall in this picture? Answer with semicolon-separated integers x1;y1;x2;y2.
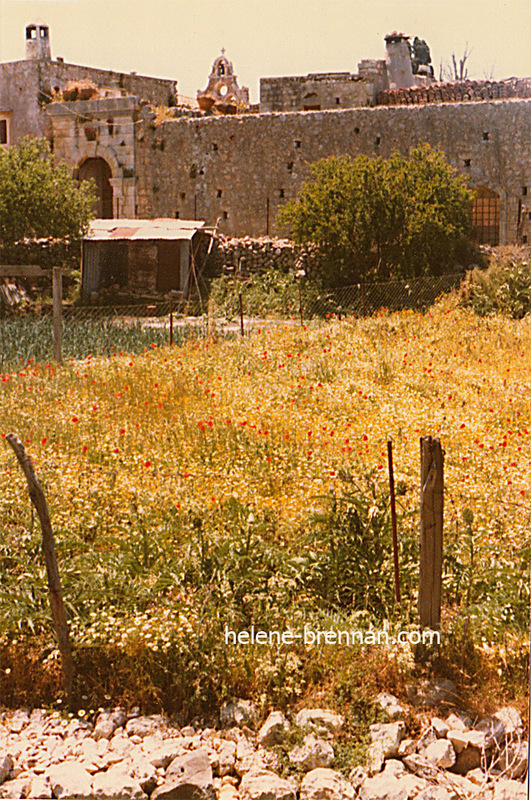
209;236;303;276
135;98;531;244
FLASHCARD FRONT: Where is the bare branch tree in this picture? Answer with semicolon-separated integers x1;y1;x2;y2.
442;44;472;81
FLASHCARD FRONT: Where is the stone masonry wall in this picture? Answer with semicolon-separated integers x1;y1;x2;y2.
135;99;531;245
0;59;176;143
209;235;302;275
260;75;374;112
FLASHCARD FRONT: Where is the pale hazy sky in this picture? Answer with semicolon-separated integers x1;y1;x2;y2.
0;0;529;103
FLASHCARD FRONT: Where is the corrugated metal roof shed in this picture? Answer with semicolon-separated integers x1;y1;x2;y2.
85;218;206;242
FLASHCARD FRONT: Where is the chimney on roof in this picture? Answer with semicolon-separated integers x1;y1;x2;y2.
385;32;414;89
25;24;51;61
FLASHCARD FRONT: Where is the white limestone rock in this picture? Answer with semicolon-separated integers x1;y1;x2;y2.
402;754;439;781
424;740;456;769
446;730;468;754
239;770;297;800
145;740;184;769
493;708;524;740
300;768;354;800
294;710;344;738
359;772;428;800
0;754;13;784
382;760;407;778
28;774;52;798
397;739;416;758
366;742;385;776
220;785;240;800
493;778;528;800
445;713;471;733
289;735;334;770
236;748;280;777
215;741;237;776
369;722;405;759
92;766;148;800
151;748;215;800
377;693;405;721
125;715;165;739
0;776;33;799
7;711;30;734
257;712;290;748
431;718;450;739
46;760;94;799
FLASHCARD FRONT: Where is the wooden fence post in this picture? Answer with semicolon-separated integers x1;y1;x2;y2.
419;435;444;630
387;439;401;606
6;433;74;704
52;266;62;364
169;294;174;346
239;292;244;337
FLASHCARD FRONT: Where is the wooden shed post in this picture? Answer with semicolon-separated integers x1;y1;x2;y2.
419;435;444;630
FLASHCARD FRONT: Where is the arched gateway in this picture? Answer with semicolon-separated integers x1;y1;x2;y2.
77;158;113;219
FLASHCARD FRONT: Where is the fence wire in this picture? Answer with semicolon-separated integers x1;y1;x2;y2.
0;273;465;370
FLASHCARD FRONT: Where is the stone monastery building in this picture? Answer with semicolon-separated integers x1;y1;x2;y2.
1;24;530;246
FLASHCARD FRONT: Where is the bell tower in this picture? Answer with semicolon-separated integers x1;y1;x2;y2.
25;24;51;61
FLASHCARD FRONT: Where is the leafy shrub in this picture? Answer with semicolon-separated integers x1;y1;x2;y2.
463;246;531;318
209;270;301;319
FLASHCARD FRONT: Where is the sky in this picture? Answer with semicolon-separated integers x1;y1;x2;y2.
0;0;529;104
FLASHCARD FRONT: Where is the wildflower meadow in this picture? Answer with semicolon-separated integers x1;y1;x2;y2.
1;296;530;717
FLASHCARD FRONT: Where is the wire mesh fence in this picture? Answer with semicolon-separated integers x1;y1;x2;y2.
0;272;465;370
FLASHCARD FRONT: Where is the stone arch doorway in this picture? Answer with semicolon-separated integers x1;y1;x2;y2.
77;157;113;218
471;186;500;246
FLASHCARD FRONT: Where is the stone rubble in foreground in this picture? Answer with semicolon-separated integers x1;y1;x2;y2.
0;692;528;800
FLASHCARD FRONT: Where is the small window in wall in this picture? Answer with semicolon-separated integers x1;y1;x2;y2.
471;186;500;246
212;143;218;152
279;188;285;199
335;97;341;105
303;93;320;111
464;159;471;167
0;120;8;146
107;119;114;136
482;132;489;141
354;127;360;134
217;189;223;198
295;140;302;148
175;210;180;218
223;210;228;219
523;187;528;196
180;192;186;200
375;136;381;146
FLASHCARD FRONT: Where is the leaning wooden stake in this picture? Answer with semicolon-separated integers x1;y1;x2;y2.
6;433;74;702
52;266;62;364
419;435;444;630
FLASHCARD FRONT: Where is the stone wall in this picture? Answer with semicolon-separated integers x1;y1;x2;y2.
209;235;303;275
134;98;531;245
0;58;176;143
260;74;375;113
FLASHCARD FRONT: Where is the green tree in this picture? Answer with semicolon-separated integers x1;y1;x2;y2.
0;137;94;247
278;144;474;287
